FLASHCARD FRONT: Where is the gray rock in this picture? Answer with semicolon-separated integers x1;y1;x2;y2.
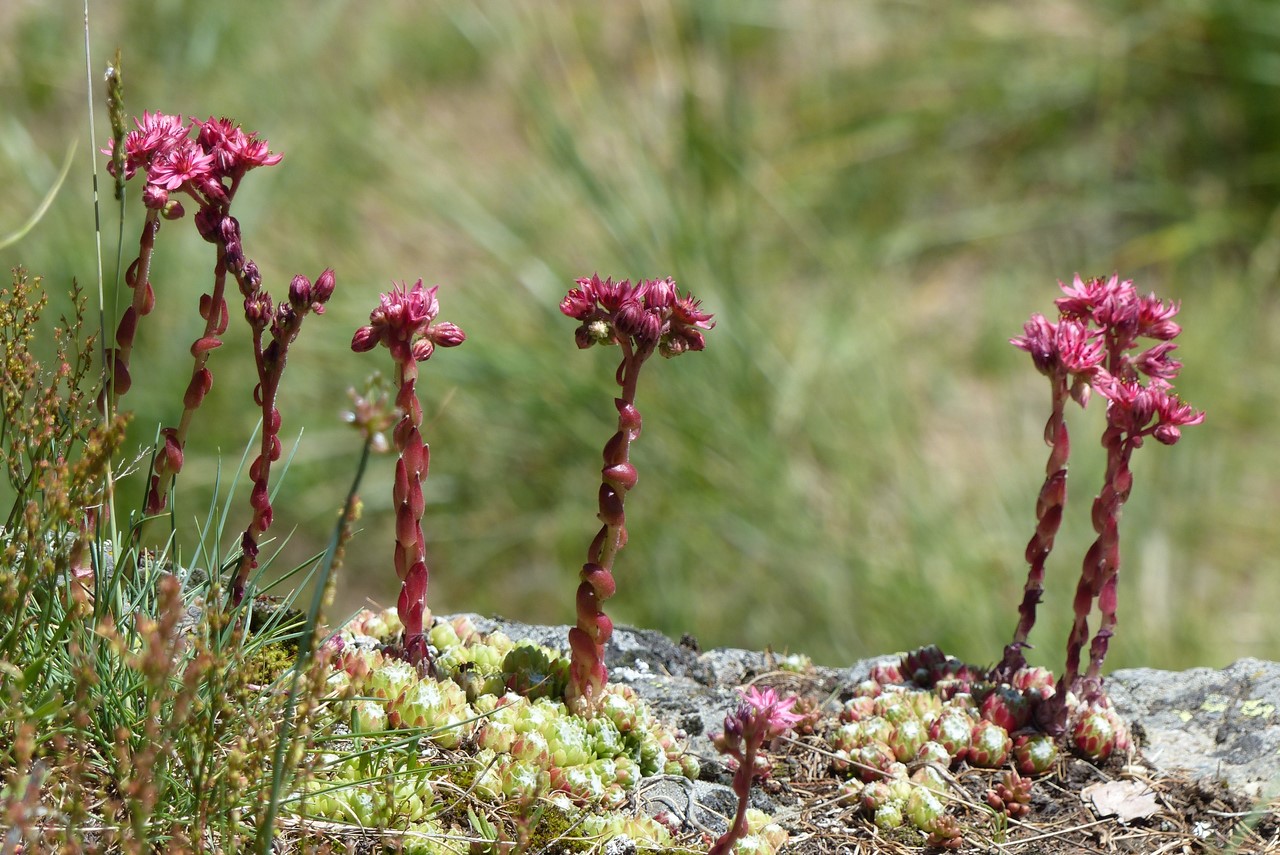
1108;658;1280;799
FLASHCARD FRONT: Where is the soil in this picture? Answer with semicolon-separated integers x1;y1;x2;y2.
752;670;1280;854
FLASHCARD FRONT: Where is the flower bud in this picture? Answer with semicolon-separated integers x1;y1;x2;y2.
429;322;466;347
288;274;312;309
351;325;380;352
242;260;262;291
142;183;169;210
312;268;336;303
411;338;436;362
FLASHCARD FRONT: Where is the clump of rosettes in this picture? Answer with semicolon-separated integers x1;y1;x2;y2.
320;609;699;844
830;643;1135;839
351;281;466;668
559;274;714;713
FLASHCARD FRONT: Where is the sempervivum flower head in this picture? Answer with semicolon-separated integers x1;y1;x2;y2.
1011;314;1103;383
738;686;804;741
146;138;215;192
1055;273;1128;326
195;115;284;178
104;111;192;180
1094;375;1205;445
560;273;714;355
351;280;466;363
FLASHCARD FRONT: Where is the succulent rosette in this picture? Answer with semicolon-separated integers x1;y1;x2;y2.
967;720;1013;768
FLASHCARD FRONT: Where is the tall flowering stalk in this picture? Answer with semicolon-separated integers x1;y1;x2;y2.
1009;275;1203;712
102;113;287;517
709;687;802;855
999;315;1102;677
352;281;465;666
230;266;336;604
559;274;713;711
1054;275;1202;700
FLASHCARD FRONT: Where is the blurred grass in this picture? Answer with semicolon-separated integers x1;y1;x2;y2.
2;0;1278;671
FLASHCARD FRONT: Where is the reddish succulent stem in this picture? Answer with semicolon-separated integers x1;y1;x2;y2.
144;247;230;515
229;263;333;605
1068;430;1136;698
102;209;161;410
1000;379;1071;676
708;729;764;855
567;340;652;712
391;356;432;666
1064;332;1138;701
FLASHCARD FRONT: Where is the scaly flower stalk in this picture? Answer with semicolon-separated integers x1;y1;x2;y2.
351;281;465;666
143;241;229;515
709;687;801;855
1016;275;1202;711
103;113;284;515
1069;374;1202;697
559;275;713;712
1001;310;1102;676
230;265;336;605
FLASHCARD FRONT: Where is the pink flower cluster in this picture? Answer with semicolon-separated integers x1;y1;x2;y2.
351;282;466;365
105;112;282;214
1012;274;1203;446
559;274;714;357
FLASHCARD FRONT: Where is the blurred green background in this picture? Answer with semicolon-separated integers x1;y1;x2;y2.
3;1;1278;672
